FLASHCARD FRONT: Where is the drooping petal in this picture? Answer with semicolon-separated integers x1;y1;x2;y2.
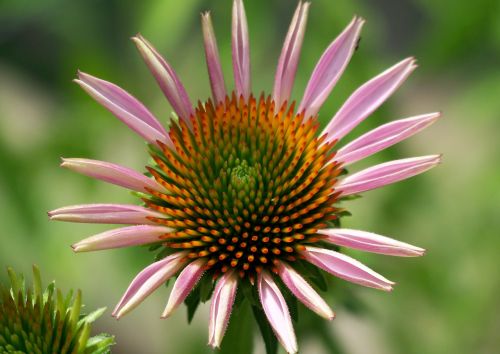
202;12;226;104
322;58;417;144
112;252;187;319
60;158;166;194
336;155;441;196
258;271;298;354
232;0;251;100
277;262;334;320
75;71;171;147
132;35;194;126
48;204;166;225
71;225;173;252
208;271;238;349
298;16;364;119
272;1;310;108
303;246;395;291
335;112;441;165
318;229;425;257
161;258;207;318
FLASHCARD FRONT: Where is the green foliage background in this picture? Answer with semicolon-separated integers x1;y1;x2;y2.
1;0;499;353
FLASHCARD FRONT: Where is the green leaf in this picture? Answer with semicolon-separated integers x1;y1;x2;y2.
240;279;260;307
218;300;254;354
184;286;201;324
32;265;42;300
199;274;215;303
252;304;278;354
295;260;328;292
78;307;106;326
85;334;115;354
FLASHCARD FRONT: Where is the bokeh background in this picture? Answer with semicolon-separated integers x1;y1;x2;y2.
1;0;499;353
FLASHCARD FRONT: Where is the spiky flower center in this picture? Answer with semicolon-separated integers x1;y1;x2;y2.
145;93;343;279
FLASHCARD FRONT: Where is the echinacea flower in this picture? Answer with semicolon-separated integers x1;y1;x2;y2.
50;1;440;352
0;265;114;353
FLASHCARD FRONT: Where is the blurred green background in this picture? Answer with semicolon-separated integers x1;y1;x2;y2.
1;0;499;353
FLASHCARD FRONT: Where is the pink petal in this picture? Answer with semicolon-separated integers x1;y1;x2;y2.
258;271;298;354
336;112;441;165
202;12;226;104
71;225;172;252
277;262;334;320
208;271;238;349
161;258;207;318
272;2;310;108
132;35;194;127
75;72;171;147
336;155;441;196
303;246;395;291
112;252;187;319
322;57;417;144
60;158;166;194
318;228;425;257
298;16;364;119
48;203;165;225
232;0;251;100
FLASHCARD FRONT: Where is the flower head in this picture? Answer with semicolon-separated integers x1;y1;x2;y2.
0;265;114;353
51;1;440;352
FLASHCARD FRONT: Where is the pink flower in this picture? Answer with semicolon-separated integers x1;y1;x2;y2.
52;1;440;353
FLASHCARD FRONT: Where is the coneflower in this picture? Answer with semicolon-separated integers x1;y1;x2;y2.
49;1;440;353
0;265;114;353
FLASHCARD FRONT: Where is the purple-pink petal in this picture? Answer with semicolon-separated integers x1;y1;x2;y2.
258;271;298;354
208;271;238;349
272;1;310;109
48;203;165;225
132;35;194;127
298;16;364;119
232;0;251;100
318;228;425;257
336;155;441;196
161;258;207;318
303;246;395;291
60;158;166;194
112;252;187;319
335;112;441;165
202;12;226;104
277;262;334;320
71;225;173;252
75;71;170;147
322;57;417;144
